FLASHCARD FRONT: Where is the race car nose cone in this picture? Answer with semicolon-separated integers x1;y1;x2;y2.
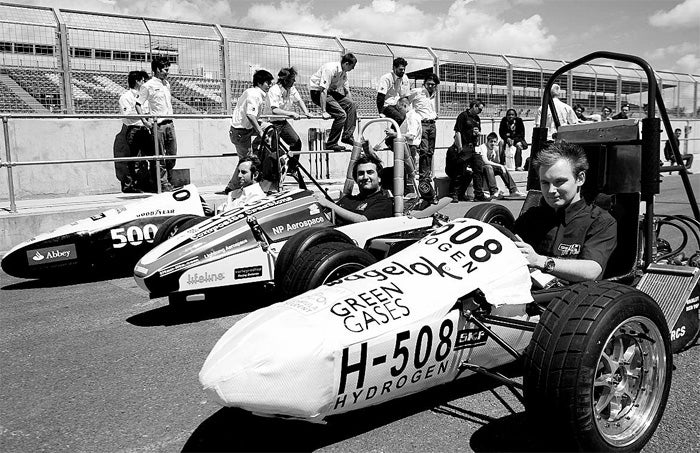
199;305;334;420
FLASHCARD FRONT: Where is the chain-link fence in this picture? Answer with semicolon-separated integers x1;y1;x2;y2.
1;2;698;118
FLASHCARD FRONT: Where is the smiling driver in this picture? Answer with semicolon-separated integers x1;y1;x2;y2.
513;142;617;282
314;155;393;225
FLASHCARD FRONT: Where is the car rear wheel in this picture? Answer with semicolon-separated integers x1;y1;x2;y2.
464;204;515;230
524;281;672;452
279;242;376;299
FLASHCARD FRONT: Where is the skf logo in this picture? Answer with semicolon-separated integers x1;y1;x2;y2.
558;243;581;256
455;327;488;350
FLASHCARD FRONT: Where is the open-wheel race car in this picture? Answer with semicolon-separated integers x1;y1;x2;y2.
198;52;700;452
1;184;209;280
133;117;450;303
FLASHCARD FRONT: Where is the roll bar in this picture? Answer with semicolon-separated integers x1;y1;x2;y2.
531;51;699;268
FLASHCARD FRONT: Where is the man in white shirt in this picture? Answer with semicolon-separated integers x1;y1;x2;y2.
268;67;310;187
383;96;420;196
476;132;525;199
409;73;440;182
309;53;357;151
535;83;578;141
117;70;152;193
377;57;411;130
136;56;176;191
218;156;268;213
220;69;274;195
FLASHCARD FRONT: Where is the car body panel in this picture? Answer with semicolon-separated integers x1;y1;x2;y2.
2;185;205;279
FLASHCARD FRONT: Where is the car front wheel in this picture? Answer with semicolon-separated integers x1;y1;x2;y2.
524;281;672;452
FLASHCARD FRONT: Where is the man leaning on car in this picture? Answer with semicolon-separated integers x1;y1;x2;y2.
513;142;617;282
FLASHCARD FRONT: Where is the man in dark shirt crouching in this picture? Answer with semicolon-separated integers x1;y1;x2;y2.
514;142;617;282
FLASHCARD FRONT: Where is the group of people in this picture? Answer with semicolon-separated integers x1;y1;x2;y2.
113;54;621;287
115;56;177;193
445;100;526;202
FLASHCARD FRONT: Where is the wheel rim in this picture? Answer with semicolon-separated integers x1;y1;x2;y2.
320;262;367;284
592;315;667;447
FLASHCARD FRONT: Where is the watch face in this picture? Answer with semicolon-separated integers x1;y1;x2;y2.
544;258;555;272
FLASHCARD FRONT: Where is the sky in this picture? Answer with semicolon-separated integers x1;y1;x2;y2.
20;0;700;74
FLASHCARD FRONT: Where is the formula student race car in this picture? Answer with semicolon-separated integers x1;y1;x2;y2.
133;118;450;303
198;52;700;452
1;184;209;279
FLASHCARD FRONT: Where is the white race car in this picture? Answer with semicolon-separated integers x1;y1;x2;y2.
1;184;208;279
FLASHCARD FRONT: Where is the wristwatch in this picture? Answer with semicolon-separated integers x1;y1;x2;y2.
543;257;556;273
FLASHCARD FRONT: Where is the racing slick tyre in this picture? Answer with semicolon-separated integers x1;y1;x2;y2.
274;227;354;292
523;281;672;452
464;204;515;231
152;214;205;245
280;241;377;299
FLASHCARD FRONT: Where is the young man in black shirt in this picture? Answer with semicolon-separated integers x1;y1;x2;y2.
447;99;490;201
313;155;393;225
514;142;617;282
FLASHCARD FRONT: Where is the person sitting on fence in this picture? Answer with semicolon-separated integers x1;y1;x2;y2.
476;132;525;199
498;108;527;170
219;69;274;195
313;155;393;225
309;53;358;151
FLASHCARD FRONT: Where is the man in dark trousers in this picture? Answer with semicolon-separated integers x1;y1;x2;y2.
446;99;490;202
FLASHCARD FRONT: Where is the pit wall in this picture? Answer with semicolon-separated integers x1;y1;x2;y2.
0;118;697;200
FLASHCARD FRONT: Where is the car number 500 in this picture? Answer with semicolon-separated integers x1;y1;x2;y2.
111;224;157;248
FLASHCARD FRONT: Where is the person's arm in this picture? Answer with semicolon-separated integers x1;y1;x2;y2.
294;90;311;117
318;90;331;119
377;92;385;115
515;241;603;282
271;105;299;119
134;87;154;128
314;194;370;223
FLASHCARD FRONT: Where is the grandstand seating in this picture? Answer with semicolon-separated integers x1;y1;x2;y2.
0;79;34;112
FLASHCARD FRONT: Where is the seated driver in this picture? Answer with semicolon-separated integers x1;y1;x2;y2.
313;155;393;225
513;142;617;282
218;156;267;212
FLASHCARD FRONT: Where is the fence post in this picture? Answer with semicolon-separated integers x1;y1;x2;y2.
2;116;17;213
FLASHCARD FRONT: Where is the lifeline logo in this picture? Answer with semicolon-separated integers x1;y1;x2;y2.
26;244;77;266
186;271;226;286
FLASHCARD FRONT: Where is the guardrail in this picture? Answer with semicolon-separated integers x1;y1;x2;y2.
1;113;697;213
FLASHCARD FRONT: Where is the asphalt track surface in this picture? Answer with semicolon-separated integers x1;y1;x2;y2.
1;174;699;453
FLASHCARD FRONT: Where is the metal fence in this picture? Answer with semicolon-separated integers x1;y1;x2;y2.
0;1;698;119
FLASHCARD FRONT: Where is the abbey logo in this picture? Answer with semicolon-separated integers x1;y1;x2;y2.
26;244;77;266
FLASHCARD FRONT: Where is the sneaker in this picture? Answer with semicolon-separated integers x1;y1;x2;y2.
509;189;526;197
451;194;459;203
474;193;491;202
324;143;345;152
341;136;355;146
491;190;505;200
122;186;143;194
